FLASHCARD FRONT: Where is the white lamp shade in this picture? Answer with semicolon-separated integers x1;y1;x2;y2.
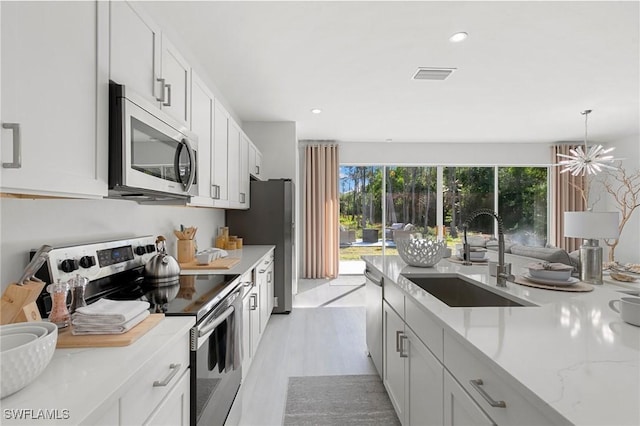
564;211;619;239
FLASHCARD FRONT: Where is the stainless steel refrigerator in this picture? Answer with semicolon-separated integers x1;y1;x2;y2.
226;179;294;313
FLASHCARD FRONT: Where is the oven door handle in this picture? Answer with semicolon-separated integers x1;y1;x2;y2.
198;305;235;338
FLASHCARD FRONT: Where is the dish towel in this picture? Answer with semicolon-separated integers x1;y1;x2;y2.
71;299;150;335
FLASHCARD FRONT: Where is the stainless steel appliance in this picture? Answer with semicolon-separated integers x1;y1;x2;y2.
365;265;383;378
32;237;242;426
109;82;198;202
226;179;294;313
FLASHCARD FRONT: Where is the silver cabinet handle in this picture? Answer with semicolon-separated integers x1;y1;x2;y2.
2;123;21;168
211;184;220;199
250;293;258;310
153;363;181;387
395;330;403;353
399;334;408;358
156;78;166;103
267;271;272;283
163;83;172;107
469;379;506;408
240;192;246;203
255;165;260;175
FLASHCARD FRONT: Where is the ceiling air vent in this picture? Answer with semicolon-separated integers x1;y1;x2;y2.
412;67;456;81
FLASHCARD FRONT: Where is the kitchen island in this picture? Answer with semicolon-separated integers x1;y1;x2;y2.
363;253;639;425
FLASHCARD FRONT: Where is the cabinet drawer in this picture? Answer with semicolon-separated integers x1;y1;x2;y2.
444;333;566;426
383;280;405;318
405;295;443;362
120;332;190;425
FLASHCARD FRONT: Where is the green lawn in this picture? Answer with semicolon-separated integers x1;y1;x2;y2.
340;245;398;260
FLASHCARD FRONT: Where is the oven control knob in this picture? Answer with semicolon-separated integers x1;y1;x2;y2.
60;259;79;273
145;244;156;254
135;246;146;256
79;255;96;269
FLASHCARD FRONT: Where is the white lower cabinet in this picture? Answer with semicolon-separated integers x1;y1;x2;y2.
383;300;443;426
144;368;190;426
382;279;567;426
444;371;495;426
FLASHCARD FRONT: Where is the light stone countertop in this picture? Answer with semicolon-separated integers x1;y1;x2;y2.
0;316;195;425
363;252;640;426
179;245;275;276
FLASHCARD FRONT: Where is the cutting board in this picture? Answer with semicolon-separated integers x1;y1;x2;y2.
56;314;164;348
179;257;241;270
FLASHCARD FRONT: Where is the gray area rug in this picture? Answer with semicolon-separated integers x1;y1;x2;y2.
283;375;401;426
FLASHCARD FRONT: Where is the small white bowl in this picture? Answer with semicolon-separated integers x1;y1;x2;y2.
528;263;573;281
0;333;38;352
0;324;49;339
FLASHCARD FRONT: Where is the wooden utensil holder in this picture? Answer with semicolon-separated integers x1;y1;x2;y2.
1;281;45;324
177;240;195;263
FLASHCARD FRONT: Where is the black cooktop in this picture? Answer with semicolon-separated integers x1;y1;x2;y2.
109;273;241;323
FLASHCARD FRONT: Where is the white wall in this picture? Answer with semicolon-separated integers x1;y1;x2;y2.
242;121;297;180
0;198;224;292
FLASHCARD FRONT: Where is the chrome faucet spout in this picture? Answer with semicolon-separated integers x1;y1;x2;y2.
461;209;512;287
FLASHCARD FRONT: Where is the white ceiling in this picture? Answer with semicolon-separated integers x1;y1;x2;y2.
141;1;639;144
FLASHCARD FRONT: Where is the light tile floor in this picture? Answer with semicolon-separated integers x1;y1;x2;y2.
227;276;374;426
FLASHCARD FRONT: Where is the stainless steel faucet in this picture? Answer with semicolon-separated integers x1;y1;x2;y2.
462;208;514;287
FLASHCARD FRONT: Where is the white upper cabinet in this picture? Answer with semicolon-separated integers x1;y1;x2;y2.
249;141;263;180
1;1;108;198
110;1;191;128
227;119;241;207
189;71;214;207
212;100;230;206
239;133;250;209
110;1;161;107
160;35;191;127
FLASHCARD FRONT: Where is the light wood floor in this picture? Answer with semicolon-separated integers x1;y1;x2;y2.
227;277;375;426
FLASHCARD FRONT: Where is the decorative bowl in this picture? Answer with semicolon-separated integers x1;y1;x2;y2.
527;262;573;281
457;249;487;261
0;324;50;339
1;322;58;399
396;238;447;267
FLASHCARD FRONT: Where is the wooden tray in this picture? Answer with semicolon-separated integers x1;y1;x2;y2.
179;257;241;270
512;275;593;292
56;314;164;348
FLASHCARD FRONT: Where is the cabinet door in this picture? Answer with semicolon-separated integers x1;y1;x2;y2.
249;285;260;358
1;1;108;198
212;101;229;205
160;34;190;127
227;119;241;206
239;133;250;209
444;372;495;426
254;148;263;179
258;269;269;334
406;328;444;426
144;369;190;426
110;1;161;106
383;301;406;424
249;141;263;180
266;262;275;315
242;291;253;379
189;72;214;206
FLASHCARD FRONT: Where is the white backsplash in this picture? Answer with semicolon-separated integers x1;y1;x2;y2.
0;197;225;292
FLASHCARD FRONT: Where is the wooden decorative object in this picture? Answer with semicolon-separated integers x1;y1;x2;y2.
1;281;45;325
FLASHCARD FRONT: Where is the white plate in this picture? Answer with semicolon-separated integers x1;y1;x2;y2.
523;274;579;286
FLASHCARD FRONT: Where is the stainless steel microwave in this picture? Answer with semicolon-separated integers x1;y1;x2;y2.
108;82;198;202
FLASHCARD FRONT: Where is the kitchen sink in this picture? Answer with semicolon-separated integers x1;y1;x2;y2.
402;275;533;307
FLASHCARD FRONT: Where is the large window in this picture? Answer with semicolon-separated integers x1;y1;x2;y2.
338;165;548;268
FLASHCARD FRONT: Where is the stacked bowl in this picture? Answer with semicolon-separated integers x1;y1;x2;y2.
1;322;58;399
525;262;577;286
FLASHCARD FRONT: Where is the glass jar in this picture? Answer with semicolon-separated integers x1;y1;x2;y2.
47;280;70;328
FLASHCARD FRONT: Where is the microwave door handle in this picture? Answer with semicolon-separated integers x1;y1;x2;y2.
182;138;196;192
173;139;195;191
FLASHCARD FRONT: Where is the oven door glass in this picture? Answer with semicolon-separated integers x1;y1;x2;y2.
194;293;242;426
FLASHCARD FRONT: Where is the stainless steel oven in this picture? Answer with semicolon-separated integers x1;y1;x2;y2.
109;81;198;202
191;285;243;426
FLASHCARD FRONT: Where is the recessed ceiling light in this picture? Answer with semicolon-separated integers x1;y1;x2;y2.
310;108;322;114
449;32;468;43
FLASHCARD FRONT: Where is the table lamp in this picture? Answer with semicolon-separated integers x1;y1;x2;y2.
564;211;619;284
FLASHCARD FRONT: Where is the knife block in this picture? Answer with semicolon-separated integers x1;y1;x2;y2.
1;281;45;324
